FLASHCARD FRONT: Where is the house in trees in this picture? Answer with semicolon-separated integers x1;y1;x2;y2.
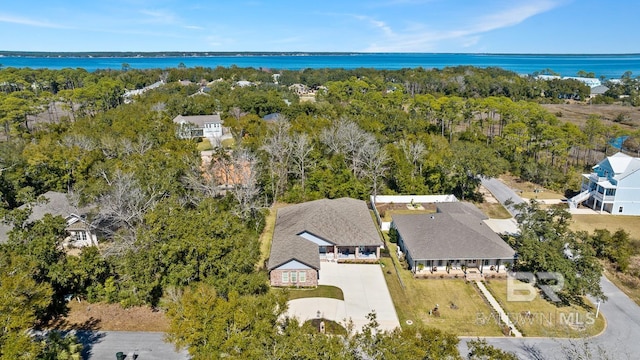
570;152;640;215
268;198;383;287
173;113;224;139
0;191;98;247
391;202;515;280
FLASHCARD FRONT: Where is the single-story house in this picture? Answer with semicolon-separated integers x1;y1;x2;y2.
268;198;383;287
0;191;98;247
392;202;515;278
173;113;224;139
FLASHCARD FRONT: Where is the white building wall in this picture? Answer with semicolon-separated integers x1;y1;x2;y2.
203;123;223;138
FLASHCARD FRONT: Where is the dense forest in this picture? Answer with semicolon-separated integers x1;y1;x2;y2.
1;64;639;358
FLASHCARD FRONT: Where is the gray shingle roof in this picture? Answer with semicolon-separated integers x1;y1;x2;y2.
172;114;222;127
393;202;515;261
268;198;382;270
0;191;91;243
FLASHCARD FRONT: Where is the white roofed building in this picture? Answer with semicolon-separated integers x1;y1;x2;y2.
570;152;640;215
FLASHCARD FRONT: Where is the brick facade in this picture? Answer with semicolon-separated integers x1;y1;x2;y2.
270;268;318;287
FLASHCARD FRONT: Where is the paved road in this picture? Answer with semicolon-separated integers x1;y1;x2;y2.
458;276;640;359
481;177;526;217
77;330;189;360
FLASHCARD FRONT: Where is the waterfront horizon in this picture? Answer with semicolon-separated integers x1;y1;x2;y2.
1;52;639;79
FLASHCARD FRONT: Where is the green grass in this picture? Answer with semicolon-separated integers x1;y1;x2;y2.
304;318;347;335
221;138;235;147
484;280;606;338
257;203;289;270
380;208;436;222
570;214;640;235
381;242;503;336
283;285;345;301
474;202;512;219
196;138;213;151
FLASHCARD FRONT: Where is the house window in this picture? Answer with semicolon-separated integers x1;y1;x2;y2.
606;189;616;196
75;231;87;242
291;272;297;283
299;272;306;283
619;206;624;213
484;260;490;266
282;272;289;283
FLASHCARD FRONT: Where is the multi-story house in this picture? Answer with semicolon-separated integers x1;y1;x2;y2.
570;152;640;215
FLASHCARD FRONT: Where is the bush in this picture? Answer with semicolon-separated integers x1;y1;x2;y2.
388;227;399;243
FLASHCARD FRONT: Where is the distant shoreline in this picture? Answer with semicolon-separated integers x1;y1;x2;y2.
1;53;638;78
1;51;640;59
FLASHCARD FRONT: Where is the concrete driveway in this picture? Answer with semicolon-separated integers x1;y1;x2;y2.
287;263;400;332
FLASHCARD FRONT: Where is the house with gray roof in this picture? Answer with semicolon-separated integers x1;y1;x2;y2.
392;202;515;278
172;113;224;139
268;198;383;287
0;191;98;247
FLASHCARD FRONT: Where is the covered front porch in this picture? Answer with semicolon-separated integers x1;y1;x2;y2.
412;258;511;278
320;245;380;262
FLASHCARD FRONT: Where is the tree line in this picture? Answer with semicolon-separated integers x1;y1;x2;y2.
1;64;638;358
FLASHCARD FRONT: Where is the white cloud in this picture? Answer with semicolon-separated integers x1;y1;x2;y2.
0;13;71;29
361;1;562;52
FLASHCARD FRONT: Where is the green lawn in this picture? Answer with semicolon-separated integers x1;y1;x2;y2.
380;208;436;222
570;214;640;235
221;138;235;147
257;203;289;270
382;243;503;336
474;202;512;219
304;318;347;335
484;280;606;338
196;138;213;151
283;285;344;301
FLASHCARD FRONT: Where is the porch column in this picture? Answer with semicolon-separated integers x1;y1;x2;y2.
355;246;359;259
376;246;380;259
480;260;483;274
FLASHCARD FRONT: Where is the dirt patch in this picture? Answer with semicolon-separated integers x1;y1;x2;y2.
541;103;640;130
51;301;169;332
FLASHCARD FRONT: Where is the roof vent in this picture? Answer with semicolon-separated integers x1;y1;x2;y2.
430;215;435;219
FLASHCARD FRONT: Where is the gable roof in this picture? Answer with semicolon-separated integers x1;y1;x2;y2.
590;85;609;95
268;198;382;270
393;202;515;261
596;152;640;180
172;114;222;127
0;191;92;243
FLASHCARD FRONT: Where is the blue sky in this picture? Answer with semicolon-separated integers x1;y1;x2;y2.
0;0;636;53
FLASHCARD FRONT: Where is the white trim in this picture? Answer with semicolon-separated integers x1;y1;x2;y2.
298;231;333;246
274;260;312;270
